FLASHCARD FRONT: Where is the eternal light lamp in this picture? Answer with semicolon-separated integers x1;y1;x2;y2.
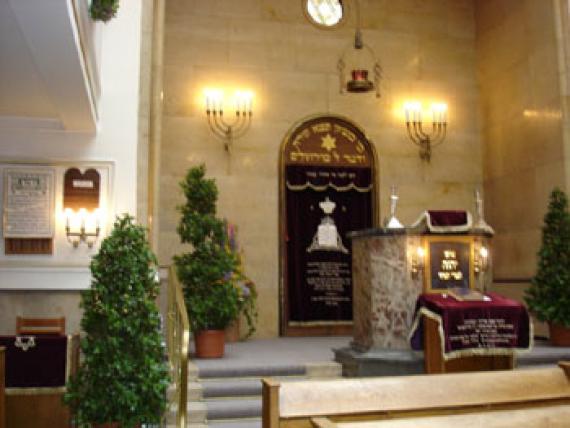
404;101;448;161
337;1;382;97
204;89;253;153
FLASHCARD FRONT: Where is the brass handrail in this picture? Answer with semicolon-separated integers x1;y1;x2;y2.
167;266;190;428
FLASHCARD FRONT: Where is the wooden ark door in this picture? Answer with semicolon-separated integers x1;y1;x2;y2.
279;115;378;336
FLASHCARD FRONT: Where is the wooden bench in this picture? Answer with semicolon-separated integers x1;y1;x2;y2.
262;361;570;428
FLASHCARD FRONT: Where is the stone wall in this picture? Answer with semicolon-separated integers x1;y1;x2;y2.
475;0;568;329
157;0;483;337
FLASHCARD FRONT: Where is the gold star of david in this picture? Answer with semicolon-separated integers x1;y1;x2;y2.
321;134;337;152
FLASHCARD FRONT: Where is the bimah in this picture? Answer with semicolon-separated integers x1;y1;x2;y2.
334;210;516;375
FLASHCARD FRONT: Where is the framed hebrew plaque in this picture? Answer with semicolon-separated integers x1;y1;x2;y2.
424;235;475;293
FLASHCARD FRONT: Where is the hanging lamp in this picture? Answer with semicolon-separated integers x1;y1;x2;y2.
337;1;382;97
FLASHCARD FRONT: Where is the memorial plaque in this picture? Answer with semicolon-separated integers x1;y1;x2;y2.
3;168;55;239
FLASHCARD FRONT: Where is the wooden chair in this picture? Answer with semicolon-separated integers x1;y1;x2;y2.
16;316;65;336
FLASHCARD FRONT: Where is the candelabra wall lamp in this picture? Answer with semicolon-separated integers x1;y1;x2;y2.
337;0;382;97
63;168;101;248
410;245;426;279
404;101;448;162
204;89;253;153
64;208;101;248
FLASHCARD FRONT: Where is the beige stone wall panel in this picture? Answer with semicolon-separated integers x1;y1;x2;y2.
159;0;482;337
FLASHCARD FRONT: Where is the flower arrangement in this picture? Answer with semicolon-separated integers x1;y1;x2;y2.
225;221;258;339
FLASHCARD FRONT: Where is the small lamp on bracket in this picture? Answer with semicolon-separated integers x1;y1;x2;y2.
63;168;101;248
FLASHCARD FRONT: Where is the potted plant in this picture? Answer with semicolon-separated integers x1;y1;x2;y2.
174;165;240;358
525;188;570;346
90;0;120;22
64;215;169;427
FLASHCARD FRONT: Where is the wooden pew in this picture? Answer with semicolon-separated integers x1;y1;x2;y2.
311;405;570;428
262;361;570;428
0;347;5;428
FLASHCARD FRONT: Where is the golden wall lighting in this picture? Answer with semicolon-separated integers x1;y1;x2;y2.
410;245;426;279
64;208;101;248
204;89;253;153
404;101;448;162
63;167;101;248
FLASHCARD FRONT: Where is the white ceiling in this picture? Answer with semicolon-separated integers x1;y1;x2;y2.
0;0;98;131
0;0;58;119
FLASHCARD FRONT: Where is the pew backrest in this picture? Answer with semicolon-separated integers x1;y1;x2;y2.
262;361;570;428
16;316;65;336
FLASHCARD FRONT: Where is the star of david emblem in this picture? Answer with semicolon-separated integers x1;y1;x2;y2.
321;134;337;152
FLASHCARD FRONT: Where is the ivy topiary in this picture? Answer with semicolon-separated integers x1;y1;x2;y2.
174;165;240;332
64;214;169;427
90;0;120;22
525;188;570;327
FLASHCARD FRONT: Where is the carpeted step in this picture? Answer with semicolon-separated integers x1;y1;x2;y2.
208;419;262;428
205;398;262;420
517;340;570;366
202;378;262;398
197;363;305;379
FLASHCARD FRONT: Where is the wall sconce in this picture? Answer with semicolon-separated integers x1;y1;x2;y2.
65;208;101;248
204;89;253;153
63;168;101;249
404;101;447;162
474;245;489;275
411;245;426;279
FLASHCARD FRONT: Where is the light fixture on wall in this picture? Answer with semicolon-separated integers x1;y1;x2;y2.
65;208;101;248
404;101;448;162
204;89;253;153
410;245;425;279
63;168;101;249
337;0;382;97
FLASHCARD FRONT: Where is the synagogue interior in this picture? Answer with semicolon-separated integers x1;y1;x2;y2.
0;0;570;427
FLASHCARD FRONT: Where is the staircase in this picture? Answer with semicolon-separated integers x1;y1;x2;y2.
167;337;348;428
189;360;341;427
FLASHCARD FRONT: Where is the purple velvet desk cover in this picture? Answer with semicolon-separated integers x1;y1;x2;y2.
410;293;531;357
0;335;67;387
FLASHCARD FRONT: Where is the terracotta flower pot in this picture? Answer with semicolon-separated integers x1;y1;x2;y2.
195;329;225;358
549;322;570;346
